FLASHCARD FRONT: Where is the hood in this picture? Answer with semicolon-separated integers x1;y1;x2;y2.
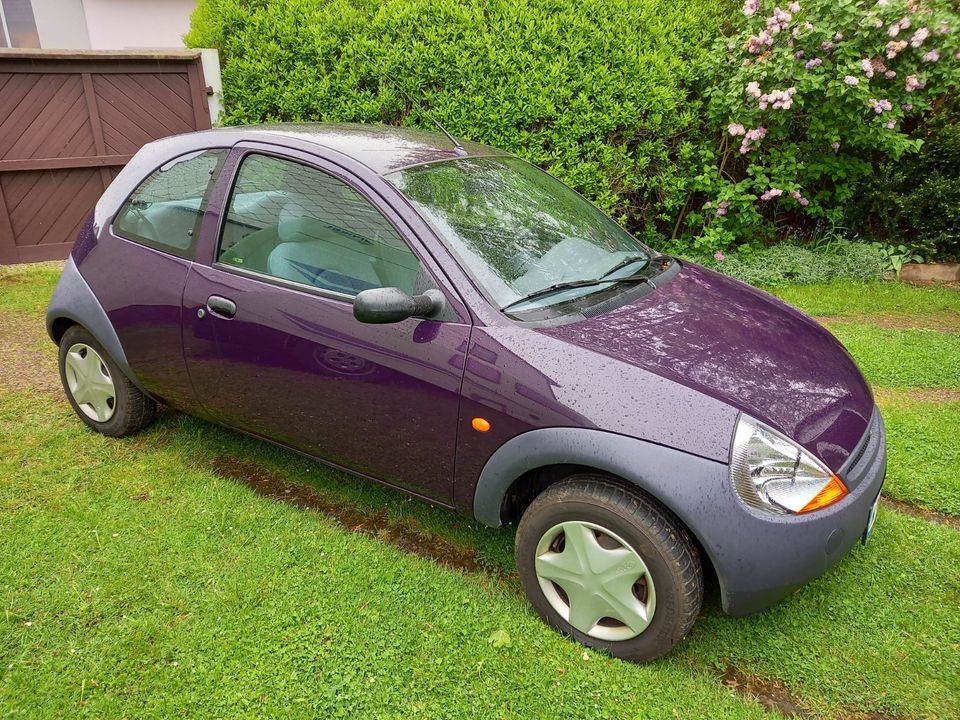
538;263;874;471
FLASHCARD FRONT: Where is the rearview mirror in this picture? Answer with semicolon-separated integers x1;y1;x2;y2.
353;288;444;324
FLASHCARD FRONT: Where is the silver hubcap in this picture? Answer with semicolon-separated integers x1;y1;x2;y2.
535;521;656;641
64;343;116;423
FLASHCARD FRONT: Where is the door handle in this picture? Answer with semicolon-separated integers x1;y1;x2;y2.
206;295;237;318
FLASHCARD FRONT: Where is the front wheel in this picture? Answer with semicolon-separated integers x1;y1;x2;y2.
58;325;157;437
515;475;703;662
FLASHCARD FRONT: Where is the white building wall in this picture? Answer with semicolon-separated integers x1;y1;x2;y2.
81;0;197;49
32;0;90;49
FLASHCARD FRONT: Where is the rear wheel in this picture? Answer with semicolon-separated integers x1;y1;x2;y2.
58;325;157;437
515;475;702;662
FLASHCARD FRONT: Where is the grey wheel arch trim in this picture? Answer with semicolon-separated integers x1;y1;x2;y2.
473;427;734;604
46;256;146;394
472;427;729;530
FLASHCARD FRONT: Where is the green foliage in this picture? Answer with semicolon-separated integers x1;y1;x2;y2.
683;0;960;253
877;242;924;277
845;99;960;260
693;238;887;285
186;0;734;242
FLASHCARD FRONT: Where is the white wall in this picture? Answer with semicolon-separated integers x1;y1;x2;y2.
31;0;91;48
82;0;197;49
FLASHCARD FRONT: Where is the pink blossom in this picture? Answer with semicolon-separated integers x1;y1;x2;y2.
860;59;874;78
905;74;924;91
910;27;930;47
820;41;835;52
746;81;763;98
830;141;841;150
869;98;893;113
788;1;800;12
716;201;730;217
885;40;908;59
885;70;897;79
739;126;767;154
795;50;805;59
885;119;896;129
746;31;775;53
937;24;950;36
805;57;822;69
888;24;901;37
899;17;911;30
902;103;913;111
728;123;746;136
922;49;940;62
765;87;797;109
789;190;809;206
714;250;726;262
743;0;760;17
833;31;843;41
759;187;784;201
843;75;859;86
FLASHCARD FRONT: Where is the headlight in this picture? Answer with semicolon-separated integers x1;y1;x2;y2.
730;415;848;515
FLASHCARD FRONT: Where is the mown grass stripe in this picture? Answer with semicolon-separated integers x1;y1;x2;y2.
826;324;960;388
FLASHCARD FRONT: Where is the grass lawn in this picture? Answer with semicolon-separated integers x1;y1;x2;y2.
2;265;959;718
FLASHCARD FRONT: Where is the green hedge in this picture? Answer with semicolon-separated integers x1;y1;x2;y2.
186;0;733;243
845;99;960;262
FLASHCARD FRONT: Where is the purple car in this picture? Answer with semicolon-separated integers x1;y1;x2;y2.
46;123;885;661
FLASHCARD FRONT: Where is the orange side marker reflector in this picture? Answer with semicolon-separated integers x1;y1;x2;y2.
799;474;848;513
471;417;491;433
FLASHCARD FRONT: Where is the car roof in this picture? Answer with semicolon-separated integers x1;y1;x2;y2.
199;122;509;175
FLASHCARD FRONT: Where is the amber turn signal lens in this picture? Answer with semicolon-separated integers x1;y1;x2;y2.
471;417;491;432
798;474;848;513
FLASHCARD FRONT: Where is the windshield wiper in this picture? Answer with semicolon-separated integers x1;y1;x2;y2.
500;278;616;312
500;270;662;313
597;254;651;280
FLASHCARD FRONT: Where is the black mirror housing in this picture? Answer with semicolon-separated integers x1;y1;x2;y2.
353;288;444;324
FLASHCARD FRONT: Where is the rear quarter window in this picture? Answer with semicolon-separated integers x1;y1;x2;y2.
112;149;227;259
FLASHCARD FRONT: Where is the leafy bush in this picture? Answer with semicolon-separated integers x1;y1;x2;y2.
187;0;733;242
844;98;960;260
677;0;960;254
692;239;888;285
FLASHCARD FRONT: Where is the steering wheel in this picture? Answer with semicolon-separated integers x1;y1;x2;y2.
129;203;160;241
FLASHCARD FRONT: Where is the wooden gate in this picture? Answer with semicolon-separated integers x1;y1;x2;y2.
0;50;213;264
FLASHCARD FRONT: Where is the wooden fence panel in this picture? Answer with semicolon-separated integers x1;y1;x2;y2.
0;50;213;264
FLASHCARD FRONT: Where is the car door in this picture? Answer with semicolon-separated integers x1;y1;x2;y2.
78;148;228;412
181;146;471;504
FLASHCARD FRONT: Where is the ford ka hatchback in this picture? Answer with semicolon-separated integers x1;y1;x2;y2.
47;124;886;661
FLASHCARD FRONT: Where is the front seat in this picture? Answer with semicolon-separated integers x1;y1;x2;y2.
266;203;382;295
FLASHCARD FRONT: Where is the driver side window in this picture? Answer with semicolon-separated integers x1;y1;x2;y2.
217;153;422;297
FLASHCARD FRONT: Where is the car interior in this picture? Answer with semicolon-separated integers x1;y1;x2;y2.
217;190;422;296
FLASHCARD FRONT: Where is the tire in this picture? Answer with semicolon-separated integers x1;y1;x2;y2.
58;325;157;437
515;475;703;662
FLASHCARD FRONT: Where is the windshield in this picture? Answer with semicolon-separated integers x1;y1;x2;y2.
388;156;653;313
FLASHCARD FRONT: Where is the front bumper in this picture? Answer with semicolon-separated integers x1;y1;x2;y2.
709;407;887;616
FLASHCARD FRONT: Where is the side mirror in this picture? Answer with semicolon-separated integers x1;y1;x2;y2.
352;288;444;324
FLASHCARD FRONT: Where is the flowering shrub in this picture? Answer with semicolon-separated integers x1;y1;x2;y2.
680;0;960;254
